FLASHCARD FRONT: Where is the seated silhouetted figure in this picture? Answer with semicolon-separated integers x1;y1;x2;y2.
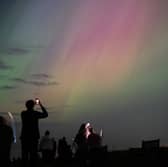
20;99;48;167
0;116;14;167
39;130;54;162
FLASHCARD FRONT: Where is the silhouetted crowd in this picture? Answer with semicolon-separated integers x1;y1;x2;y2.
0;99;107;167
1;99;168;167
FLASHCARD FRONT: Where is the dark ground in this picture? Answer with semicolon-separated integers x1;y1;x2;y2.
9;148;168;167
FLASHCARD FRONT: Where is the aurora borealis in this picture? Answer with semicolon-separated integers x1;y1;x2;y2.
0;0;168;153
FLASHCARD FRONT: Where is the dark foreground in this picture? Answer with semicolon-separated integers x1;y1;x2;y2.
9;148;168;167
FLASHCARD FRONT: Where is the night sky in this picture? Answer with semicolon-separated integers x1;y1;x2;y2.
0;0;168;156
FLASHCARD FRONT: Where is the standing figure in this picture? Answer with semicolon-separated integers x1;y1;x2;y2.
87;127;103;167
58;136;72;162
87;127;102;149
20;99;48;167
0;116;14;167
39;130;54;162
74;123;89;166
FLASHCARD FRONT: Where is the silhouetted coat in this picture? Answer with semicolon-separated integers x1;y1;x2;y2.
20;109;48;140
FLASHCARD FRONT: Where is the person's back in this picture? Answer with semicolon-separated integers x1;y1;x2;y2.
74;123;89;166
88;132;101;148
58;137;68;154
39;130;54;162
21;110;43;140
58;137;72;162
74;123;87;150
87;128;103;166
88;127;102;149
21;100;48;141
20;99;48;166
39;131;53;151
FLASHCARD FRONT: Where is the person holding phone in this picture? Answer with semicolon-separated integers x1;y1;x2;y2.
20;99;48;167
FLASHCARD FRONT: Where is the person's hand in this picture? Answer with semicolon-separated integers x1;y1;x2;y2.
38;99;43;107
35;98;40;105
39;100;42;106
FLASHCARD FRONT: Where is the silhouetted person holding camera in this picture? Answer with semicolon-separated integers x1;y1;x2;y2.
20;99;48;167
0;116;14;167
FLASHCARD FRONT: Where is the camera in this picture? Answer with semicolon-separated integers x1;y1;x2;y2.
35;98;40;105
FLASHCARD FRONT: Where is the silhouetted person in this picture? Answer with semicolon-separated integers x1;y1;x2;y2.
74;123;88;150
58;136;72;162
0;116;14;167
74;123;88;166
20;99;48;167
88;127;104;167
39;130;54;162
88;127;102;149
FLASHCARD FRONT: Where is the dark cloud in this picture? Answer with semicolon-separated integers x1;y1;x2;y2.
28;81;58;86
7;48;30;55
31;73;53;79
0;60;12;70
12;78;26;83
0;85;17;90
13;77;59;87
0;45;45;57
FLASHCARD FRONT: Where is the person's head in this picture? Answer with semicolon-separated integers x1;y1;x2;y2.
62;136;66;140
78;123;86;133
25;99;35;110
0;116;7;125
45;130;50;136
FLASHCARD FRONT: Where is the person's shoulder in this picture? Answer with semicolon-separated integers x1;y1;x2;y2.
32;109;39;113
21;110;27;113
34;110;42;114
21;110;27;115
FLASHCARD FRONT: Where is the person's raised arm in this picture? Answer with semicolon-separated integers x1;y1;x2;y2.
36;99;48;118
